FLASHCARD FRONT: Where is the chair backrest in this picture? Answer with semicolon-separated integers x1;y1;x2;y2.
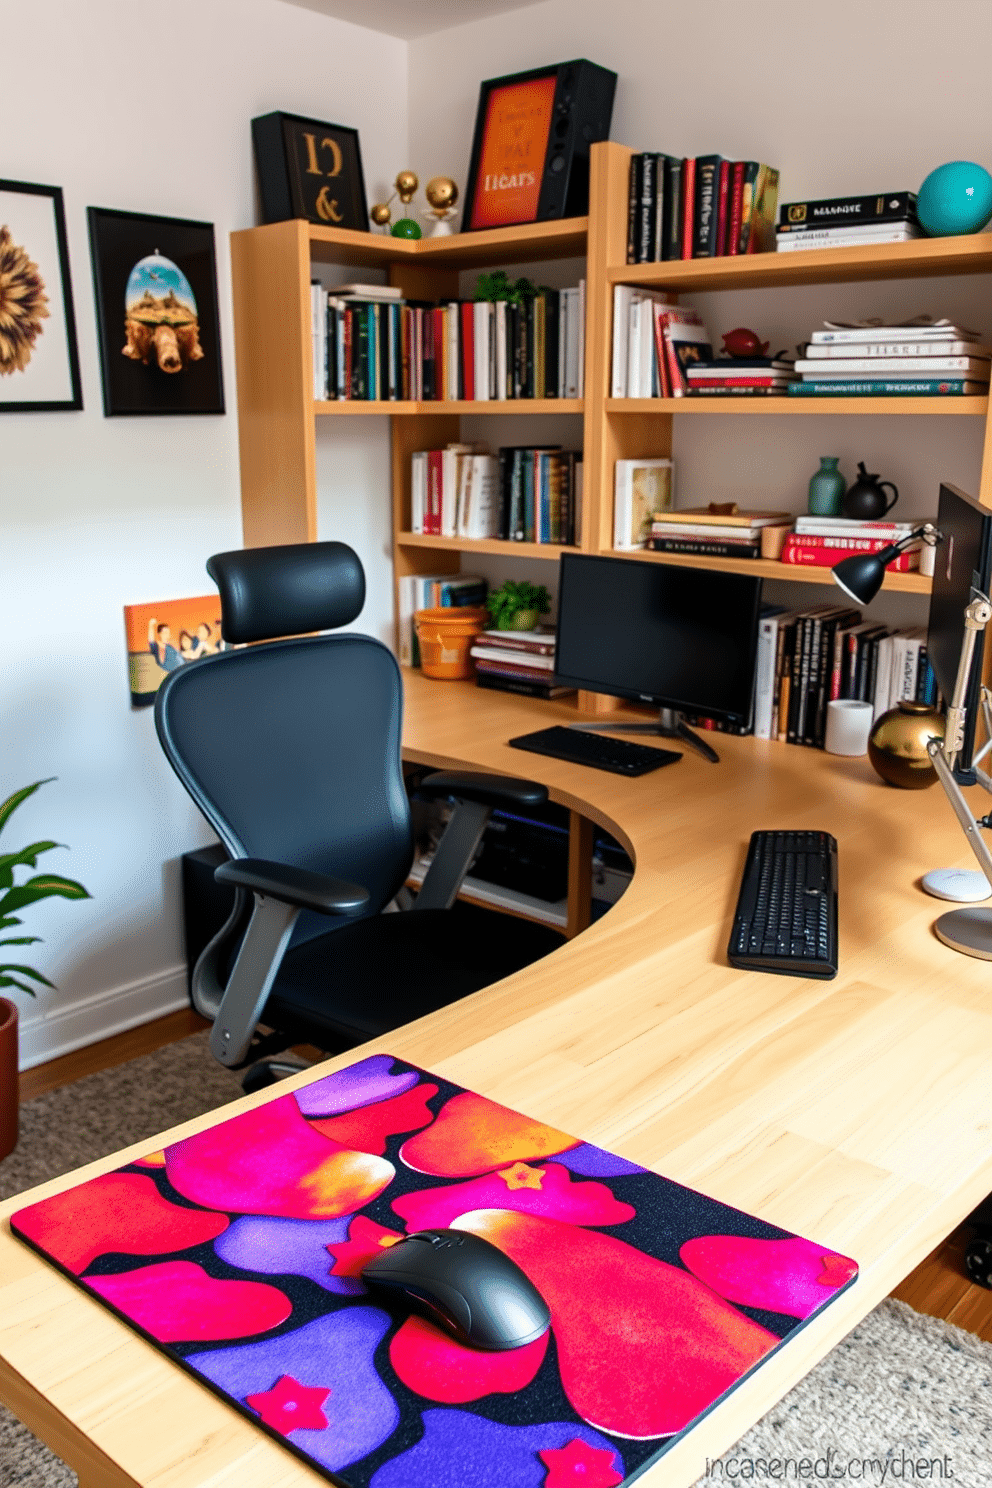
154;544;413;917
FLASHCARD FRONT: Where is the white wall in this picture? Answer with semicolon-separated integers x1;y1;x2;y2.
2;0;406;1066
409;0;992;624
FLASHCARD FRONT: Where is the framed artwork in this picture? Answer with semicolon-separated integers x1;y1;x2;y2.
252;112;368;230
0;180;82;412
123;594;227;707
462;61;616;232
87;207;225;417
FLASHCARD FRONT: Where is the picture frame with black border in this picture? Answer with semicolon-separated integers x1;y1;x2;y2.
0;179;83;413
87;206;225;417
251;111;369;230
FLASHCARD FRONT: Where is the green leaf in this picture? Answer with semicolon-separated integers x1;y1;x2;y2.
0;842;60;890
0;975;39;996
0;874;91;915
0;936;41;947
0;780;55;839
0;916;23;931
0;963;55;986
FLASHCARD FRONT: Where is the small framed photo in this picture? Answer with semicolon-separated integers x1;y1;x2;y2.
252;112;368;230
123;594;228;707
0;180;82;412
87;206;225;417
462;61;616;232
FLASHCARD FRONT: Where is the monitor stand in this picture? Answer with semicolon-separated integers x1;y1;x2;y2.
571;707;720;763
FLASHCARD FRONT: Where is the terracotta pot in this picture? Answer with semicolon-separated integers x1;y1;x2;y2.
0;997;18;1161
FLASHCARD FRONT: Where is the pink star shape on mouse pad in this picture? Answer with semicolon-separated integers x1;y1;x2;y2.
244;1375;331;1435
539;1437;624;1486
496;1162;546;1190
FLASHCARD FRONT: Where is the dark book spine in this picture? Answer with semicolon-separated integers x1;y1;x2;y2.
865;633;883;710
352;307;367;399
525;298;535;398
497;447;512;541
647;537;761;557
653;155;668;260
475;672;567;700
523;453;535;542
510;448;525;539
627;153;643;264
693;156;722;258
801;616;823;746
544;293;560;398
665;158;683;261
738;162;760;254
787;617;808;744
855;632;874;700
325;302;336;399
779;190;917;230
638;153;656;263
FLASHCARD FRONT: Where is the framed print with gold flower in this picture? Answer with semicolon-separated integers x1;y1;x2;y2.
0;180;83;412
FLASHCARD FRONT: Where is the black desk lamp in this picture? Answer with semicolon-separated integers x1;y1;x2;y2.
831;526;992;959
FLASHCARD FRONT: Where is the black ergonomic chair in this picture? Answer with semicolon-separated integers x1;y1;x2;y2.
155;541;565;1089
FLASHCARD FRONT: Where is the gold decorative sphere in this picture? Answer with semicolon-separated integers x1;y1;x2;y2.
868;701;946;789
426;176;458;211
370;202;392;226
395;171;419;205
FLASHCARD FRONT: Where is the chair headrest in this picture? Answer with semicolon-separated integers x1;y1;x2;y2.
207;542;366;644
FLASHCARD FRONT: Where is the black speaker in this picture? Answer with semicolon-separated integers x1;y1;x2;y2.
538;60;618;220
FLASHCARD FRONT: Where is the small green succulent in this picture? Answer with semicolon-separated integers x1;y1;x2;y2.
486;581;552;631
0;780;90;997
473;270;548;305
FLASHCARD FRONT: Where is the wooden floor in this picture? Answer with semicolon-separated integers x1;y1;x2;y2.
15;1010;992;1343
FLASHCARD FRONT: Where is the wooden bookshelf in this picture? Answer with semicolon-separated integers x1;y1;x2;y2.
315;399;584;416
611;547;932;594
396;533;575;560
606;397;989;418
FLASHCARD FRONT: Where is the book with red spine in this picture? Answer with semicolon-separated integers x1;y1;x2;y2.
425;448;443;535
652;301;672;397
781;534;919;571
432;307;446;401
681;158;696;260
727;162;745;256
688;375;793;388
715;160;731;255
460;301;475;401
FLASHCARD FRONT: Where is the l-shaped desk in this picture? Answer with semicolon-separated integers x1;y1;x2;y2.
3;671;992;1487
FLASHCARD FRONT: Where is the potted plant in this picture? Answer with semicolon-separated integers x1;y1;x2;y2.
1;780;89;1161
486;581;551;632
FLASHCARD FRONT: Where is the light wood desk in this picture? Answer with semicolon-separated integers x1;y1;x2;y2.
3;672;992;1487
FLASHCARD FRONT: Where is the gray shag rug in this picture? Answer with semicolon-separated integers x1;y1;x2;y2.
2;1034;991;1487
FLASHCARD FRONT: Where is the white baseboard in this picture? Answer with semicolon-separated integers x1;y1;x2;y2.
16;964;190;1071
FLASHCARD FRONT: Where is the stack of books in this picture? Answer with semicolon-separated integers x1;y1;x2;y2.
648;508;792;559
685;357;797;397
753;607;940;747
775;190;920;253
611;295;712;397
790;318;990;398
781;515;928;573
626;155;779;261
311;281;585;402
410;446;582;544
397;574;488;668
470;627;572;700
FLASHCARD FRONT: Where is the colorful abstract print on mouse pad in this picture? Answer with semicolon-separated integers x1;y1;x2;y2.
11;1055;857;1487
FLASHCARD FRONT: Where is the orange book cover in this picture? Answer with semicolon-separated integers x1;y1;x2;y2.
468;76;556;229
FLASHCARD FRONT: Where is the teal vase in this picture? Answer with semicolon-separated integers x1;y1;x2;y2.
808;457;845;516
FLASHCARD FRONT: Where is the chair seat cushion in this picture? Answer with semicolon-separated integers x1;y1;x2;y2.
264;903;565;1048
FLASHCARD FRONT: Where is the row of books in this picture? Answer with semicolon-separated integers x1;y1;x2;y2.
470;627;573;701
626;154;779;262
776;189;920;253
790;317;990;398
310;282;585;403
397;572;487;668
753;605;939;747
610;293;711;398
645;507;790;559
781;514;931;574
410;444;583;545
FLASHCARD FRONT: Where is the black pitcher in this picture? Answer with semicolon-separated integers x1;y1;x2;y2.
843;462;899;520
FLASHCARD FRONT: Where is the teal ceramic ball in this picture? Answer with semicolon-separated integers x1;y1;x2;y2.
917;161;992;237
390;217;422;240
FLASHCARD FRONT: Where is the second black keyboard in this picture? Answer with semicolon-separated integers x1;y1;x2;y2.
728;830;839;979
508;726;682;776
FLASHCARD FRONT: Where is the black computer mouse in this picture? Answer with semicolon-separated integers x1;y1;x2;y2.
360;1227;551;1352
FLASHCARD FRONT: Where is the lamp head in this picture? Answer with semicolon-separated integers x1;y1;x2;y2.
831;524;941;605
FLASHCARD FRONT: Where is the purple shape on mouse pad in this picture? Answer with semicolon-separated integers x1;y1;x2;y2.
187;1308;397;1472
215;1215;361;1294
295;1056;419;1118
369;1408;624;1488
549;1144;646;1178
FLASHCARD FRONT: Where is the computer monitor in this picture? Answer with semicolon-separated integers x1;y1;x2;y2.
554;554;762;758
926;482;992;781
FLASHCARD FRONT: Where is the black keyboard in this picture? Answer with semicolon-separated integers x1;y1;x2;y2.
728;830;839;979
508;726;682;776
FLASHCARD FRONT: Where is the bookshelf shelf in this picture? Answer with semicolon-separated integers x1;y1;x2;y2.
316;399;584;417
604;397;989;417
609;547;932;594
397;533;575;560
305;217;588;270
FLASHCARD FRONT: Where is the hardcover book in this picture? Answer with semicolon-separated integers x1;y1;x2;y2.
11;1053;858;1487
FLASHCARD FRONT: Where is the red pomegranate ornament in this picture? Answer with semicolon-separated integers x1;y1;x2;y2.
722;327;769;358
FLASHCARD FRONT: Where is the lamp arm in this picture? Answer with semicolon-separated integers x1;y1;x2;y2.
928;737;992;889
943;593;992;770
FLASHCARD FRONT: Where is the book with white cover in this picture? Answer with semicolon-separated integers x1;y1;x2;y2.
473;301;491;401
872;635;894;721
612;285;634;397
794;515;921;538
754;611;796;740
463;454;499;538
563;288;581;398
337;283;402;301
805;340;990;360
777;229;920;252
627;297;644;400
576;280;586;398
471;646;556;670
814;318;981;343
614;458;673;549
495;301;508;400
795;356;991;376
410;451;427;533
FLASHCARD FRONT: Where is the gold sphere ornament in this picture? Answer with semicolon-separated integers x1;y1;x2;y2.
868;701;946;789
425;176;458;211
370;202;392;228
395;171;419;205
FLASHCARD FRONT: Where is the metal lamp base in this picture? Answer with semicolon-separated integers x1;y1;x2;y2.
934;906;992;959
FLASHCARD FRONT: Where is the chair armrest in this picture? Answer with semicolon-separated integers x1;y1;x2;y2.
215;858;369;916
417;771;549;810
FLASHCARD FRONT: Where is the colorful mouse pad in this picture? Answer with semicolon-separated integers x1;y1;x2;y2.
11;1054;857;1486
